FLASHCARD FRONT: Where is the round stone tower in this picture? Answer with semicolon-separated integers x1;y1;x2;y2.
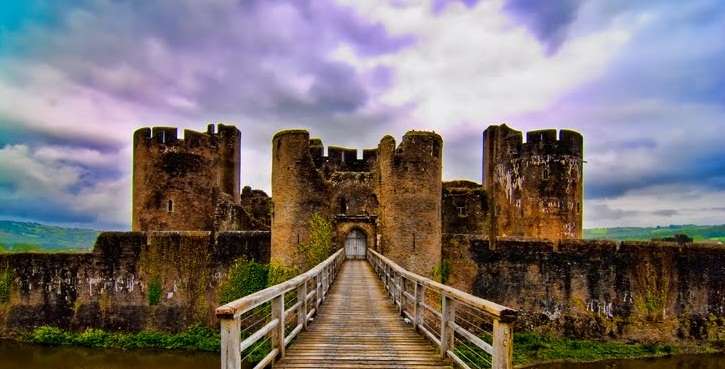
270;130;330;266
483;124;583;241
377;131;443;276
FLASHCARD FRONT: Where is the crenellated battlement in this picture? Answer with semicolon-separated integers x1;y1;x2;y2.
132;123;241;232
134;124;240;150
483;124;583;159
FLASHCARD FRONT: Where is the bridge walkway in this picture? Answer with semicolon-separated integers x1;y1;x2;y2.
275;260;452;369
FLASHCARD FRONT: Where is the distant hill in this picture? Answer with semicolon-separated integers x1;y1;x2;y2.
584;224;725;242
0;220;100;253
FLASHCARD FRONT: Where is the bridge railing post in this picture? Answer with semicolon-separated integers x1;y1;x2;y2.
298;278;308;330
220;316;240;369
397;274;404;315
271;293;285;359
492;319;514;369
440;294;456;358
413;282;423;331
316;272;321;314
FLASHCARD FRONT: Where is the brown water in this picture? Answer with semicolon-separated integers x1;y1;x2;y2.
0;340;722;369
0;340;219;369
530;353;725;369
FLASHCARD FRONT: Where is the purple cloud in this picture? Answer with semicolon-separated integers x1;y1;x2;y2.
503;0;583;53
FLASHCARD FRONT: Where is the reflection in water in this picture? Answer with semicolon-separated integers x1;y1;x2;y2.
0;340;219;369
531;353;725;369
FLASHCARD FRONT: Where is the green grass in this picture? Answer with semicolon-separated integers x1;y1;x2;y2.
452;332;693;367
584;224;725;242
0;220;99;251
27;325;220;352
512;332;677;365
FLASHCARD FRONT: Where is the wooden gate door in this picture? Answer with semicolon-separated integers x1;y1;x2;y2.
345;230;367;259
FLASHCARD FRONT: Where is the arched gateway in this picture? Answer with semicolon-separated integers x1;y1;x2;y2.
344;229;367;259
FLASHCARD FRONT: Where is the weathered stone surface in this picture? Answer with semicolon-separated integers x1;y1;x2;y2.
443;237;725;341
0;231;269;336
133;124;269;232
483;124;583;242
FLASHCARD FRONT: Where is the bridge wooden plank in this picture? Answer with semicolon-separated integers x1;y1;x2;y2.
275;260;453;369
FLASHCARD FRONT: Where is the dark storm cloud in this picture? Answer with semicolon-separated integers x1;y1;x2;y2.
503;0;583;53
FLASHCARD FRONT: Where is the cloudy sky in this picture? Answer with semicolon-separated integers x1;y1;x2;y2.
0;0;723;230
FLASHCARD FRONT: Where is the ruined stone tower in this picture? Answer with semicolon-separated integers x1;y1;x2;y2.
483;124;583;241
132;124;242;231
377;132;443;275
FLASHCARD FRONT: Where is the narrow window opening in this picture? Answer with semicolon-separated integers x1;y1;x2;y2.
339;197;347;215
577;202;581;214
167;199;174;213
542;167;550;180
161;131;166;144
412;234;416;251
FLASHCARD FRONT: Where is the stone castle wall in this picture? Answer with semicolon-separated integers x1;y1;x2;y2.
443;237;725;342
0;231;269;336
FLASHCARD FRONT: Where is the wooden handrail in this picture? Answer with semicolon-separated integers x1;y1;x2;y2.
367;249;517;369
217;248;345;369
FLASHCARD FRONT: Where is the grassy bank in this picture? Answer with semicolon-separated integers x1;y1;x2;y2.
17;327;723;366
513;332;718;366
25;325;220;352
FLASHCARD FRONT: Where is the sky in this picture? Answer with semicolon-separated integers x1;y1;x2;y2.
0;0;723;230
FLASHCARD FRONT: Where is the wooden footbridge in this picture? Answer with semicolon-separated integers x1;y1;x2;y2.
216;249;517;369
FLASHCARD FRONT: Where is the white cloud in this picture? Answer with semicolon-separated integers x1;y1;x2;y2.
0;144;130;228
334;0;633;129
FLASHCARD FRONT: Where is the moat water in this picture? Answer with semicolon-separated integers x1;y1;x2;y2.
529;353;725;369
0;340;220;369
0;340;722;369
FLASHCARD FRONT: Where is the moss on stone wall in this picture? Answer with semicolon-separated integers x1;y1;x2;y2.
0;266;11;304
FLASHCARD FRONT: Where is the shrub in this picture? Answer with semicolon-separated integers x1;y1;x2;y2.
30;326;71;345
267;261;298;286
219;258;269;304
73;329;111;348
297;213;333;270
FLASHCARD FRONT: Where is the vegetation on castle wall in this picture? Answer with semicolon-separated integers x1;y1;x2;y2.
147;277;162;306
297;213;333;270
432;259;451;284
28;325;219;352
0;266;11;303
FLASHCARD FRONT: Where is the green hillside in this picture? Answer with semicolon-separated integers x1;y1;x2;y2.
584;224;725;242
0;220;100;253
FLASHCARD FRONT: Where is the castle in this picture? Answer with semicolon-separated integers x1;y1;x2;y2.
2;123;720;343
132;123;583;275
